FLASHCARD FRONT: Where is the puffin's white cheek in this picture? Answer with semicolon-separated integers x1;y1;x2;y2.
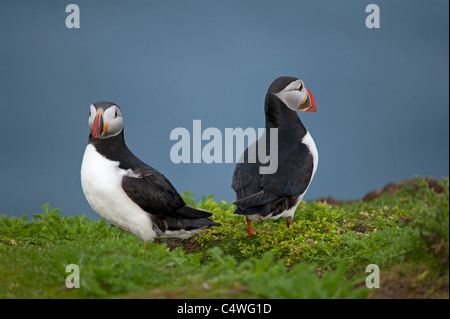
104;119;123;137
293;94;302;108
276;91;302;111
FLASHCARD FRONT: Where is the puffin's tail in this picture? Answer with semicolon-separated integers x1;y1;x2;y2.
174;205;221;229
233;194;283;217
233;205;271;216
154;206;221;238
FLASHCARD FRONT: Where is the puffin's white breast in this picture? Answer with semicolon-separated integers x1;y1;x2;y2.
80;144;157;241
302;131;318;180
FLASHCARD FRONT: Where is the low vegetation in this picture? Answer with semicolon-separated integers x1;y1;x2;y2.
0;177;448;298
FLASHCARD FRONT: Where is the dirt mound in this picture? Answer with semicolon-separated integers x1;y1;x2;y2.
313;177;445;204
362;176;445;201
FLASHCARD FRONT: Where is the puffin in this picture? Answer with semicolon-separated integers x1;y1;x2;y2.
231;76;318;235
80;102;220;242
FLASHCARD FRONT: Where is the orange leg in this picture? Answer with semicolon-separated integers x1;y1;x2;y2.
286;216;293;228
246;217;257;236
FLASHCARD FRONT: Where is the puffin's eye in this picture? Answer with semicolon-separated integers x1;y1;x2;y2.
89;111;91;117
298;83;303;91
115;110;118;118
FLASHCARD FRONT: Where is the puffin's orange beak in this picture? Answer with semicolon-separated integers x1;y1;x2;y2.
304;88;317;112
298;88;317;112
92;110;104;138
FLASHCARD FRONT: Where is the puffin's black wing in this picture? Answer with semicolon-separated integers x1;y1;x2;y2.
232;145;259;197
122;168;214;219
260;143;314;196
232;142;314;215
122;169;219;231
122;168;186;217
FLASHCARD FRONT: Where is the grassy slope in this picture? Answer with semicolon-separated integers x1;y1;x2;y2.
0;178;448;299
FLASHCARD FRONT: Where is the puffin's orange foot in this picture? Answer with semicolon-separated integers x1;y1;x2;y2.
248;229;257;236
246;217;257;236
286;216;293;228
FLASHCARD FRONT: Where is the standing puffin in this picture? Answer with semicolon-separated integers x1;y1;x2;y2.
81;102;220;242
231;76;318;235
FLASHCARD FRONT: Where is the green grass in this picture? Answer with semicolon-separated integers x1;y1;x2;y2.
0;177;448;298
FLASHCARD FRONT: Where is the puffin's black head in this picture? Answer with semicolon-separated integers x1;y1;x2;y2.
267;76;317;112
88;102;124;139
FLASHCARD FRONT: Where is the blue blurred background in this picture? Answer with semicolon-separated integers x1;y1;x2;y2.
1;0;448;219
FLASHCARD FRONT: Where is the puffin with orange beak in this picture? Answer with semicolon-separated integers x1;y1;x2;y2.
81;102;220;242
232;76;318;235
